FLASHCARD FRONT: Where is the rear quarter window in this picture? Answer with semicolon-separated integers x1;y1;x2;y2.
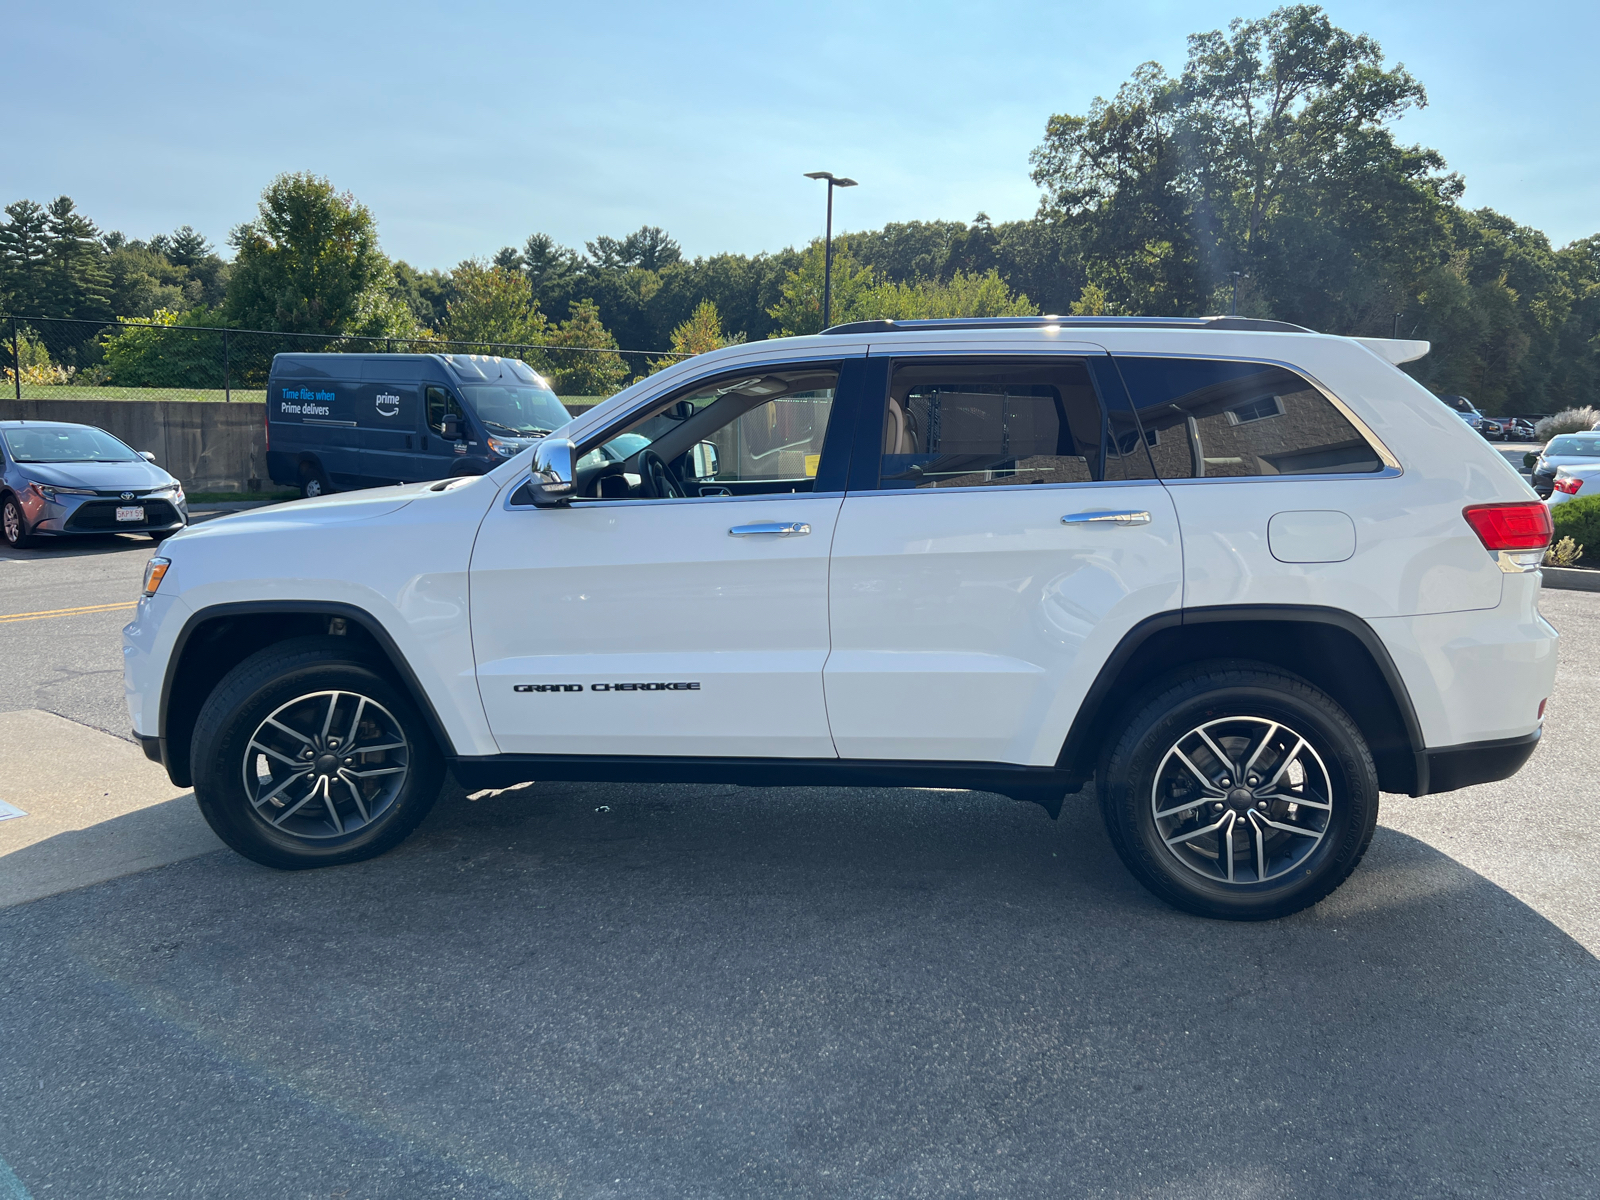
1116;357;1384;478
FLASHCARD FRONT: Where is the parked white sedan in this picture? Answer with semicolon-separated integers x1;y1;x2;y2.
1544;463;1600;508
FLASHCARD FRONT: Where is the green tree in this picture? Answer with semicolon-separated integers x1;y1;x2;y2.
440;260;549;350
0;200;51;315
649;299;743;371
224;172;412;337
767;238;879;335
1029;5;1447;325
43;197;112;323
857;269;1038;321
544;299;628;396
100;306;225;388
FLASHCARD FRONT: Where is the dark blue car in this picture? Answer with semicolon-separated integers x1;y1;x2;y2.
0;420;189;548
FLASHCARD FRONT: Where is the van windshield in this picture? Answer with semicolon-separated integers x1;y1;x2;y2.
457;385;571;437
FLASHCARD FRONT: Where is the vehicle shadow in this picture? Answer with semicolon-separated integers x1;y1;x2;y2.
1;783;1595;1199
0;533;155;563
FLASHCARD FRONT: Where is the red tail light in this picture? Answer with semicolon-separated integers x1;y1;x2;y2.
1552;475;1582;495
1462;502;1553;551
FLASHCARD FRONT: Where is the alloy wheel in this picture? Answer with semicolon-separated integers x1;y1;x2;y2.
3;500;20;544
1151;716;1332;885
242;690;410;840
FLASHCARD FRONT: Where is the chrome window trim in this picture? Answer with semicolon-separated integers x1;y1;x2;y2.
1158;466;1404;486
502;479;843;512
564;350;859;453
1109;350;1403;475
843;476;1166;497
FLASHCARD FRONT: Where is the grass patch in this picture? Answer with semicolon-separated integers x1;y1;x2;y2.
7;385;603;407
8;385;268;404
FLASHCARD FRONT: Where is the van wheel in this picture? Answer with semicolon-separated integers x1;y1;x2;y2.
1097;662;1378;921
190;637;444;870
299;464;331;498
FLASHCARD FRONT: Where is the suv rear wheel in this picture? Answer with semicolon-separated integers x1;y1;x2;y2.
190;637;443;869
1097;662;1379;920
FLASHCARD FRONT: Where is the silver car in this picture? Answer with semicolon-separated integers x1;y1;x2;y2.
0;420;188;548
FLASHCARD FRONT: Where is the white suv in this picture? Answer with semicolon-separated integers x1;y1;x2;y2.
124;317;1558;920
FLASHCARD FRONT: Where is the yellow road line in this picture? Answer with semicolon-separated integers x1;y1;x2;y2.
0;601;138;624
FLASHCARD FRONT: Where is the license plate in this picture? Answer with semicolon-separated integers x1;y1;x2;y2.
115;505;145;523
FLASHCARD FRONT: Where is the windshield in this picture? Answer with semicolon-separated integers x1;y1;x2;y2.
1546;435;1600;457
2;424;140;463
456;384;571;436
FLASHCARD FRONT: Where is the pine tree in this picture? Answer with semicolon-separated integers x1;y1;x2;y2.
43;196;112;322
0;200;51;314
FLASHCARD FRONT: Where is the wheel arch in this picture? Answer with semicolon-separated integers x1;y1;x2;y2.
1057;605;1428;797
157;600;457;788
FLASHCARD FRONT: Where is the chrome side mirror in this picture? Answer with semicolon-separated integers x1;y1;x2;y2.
691;440;719;479
530;438;577;507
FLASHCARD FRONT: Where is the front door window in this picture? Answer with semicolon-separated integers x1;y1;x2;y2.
571;366;840;499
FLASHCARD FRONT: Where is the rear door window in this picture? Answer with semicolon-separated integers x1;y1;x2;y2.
1115;357;1384;478
875;358;1146;488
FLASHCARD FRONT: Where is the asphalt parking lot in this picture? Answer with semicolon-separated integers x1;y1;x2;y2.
1;529;1597;1198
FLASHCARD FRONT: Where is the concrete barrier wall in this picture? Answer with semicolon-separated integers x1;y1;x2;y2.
0;399;267;493
0;398;611;493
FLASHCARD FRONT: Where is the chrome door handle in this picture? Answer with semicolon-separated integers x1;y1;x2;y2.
1062;510;1152;526
729;522;811;537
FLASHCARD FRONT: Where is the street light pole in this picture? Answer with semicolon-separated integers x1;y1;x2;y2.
804;171;857;329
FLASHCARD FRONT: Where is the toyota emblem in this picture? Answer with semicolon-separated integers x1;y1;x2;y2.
120;492;136;501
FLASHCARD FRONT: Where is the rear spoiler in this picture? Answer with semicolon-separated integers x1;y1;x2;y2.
1353;337;1430;365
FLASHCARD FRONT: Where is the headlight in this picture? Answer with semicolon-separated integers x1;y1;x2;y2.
146;483;183;499
486;436;526;458
31;482;95;501
142;556;171;597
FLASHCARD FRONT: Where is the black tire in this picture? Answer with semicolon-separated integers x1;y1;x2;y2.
190;637;444;869
1;494;33;548
1097;661;1379;921
299;463;331;499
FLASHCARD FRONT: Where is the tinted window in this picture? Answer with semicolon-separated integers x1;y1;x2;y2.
426;386;467;436
1117;357;1383;478
878;359;1116;489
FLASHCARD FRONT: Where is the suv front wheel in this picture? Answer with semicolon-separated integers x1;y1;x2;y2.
1098;662;1379;920
190;638;444;869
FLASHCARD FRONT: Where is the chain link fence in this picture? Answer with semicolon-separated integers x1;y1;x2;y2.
2;314;689;407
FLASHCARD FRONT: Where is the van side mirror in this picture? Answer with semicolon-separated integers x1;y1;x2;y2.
530;438;577;507
691;440;719;479
442;415;462;440
140;451;157;462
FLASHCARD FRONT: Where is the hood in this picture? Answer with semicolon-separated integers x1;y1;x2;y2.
170;482;427;543
15;459;176;490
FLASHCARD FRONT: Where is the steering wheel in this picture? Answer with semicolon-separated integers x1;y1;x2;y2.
638;449;684;499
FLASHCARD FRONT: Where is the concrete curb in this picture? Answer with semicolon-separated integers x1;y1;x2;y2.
1542;566;1600;592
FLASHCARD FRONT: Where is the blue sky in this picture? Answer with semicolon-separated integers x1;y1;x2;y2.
9;0;1597;268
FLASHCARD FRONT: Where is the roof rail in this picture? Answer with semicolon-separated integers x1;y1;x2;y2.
819;315;1312;335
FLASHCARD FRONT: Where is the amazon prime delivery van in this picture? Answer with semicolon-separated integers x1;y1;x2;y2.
265;353;571;496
